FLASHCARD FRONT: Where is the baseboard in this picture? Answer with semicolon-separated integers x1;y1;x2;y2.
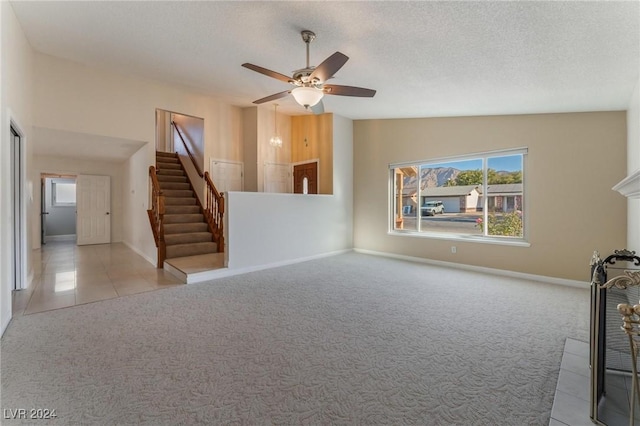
1;315;11;338
121;241;156;267
44;234;76;242
353;248;588;289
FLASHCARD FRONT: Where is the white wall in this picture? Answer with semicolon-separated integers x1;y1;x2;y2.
227;114;353;270
1;2;33;335
627;76;640;251
122;144;157;265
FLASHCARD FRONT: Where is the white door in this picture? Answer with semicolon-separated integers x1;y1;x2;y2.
264;163;291;193
210;159;243;193
76;175;111;245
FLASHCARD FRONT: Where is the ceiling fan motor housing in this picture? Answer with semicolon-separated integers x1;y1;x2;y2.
292;68;321;86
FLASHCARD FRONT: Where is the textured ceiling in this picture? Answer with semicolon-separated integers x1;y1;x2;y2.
10;1;640;120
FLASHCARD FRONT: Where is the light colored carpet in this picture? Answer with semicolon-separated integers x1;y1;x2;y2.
1;252;590;425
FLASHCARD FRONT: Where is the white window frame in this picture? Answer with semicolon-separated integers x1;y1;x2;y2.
51;179;77;207
389;147;529;247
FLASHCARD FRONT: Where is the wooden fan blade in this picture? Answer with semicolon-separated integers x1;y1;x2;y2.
310;100;324;115
252;91;290;104
323;84;376;97
242;63;292;83
309;52;349;83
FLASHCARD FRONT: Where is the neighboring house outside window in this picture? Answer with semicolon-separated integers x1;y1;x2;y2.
487;184;523;213
390;148;527;244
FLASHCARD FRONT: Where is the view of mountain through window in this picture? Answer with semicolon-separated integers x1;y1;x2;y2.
391;150;525;240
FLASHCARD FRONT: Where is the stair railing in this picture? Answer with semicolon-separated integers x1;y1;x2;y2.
148;166;166;267
171;120;225;252
204;171;225;252
171;120;203;177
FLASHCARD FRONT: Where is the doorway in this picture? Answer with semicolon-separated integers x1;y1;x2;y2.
10;125;26;290
41;174;77;244
293;161;318;194
40;174;111;246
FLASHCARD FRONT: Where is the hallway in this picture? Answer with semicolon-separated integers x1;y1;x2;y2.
12;241;183;315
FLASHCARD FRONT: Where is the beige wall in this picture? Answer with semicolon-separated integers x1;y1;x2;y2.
242;107;258;192
353;112;628;281
1;2;34;333
172;112;205;173
172;113;205;202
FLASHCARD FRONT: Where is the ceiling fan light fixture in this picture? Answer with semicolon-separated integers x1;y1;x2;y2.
291;86;324;108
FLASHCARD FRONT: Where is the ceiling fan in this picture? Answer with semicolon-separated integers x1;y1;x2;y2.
242;30;376;114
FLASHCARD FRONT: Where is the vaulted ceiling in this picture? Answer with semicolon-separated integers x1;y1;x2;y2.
10;1;640;120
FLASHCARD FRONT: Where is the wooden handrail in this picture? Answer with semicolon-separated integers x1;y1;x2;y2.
147;166;166;267
204;171;225;252
171;120;203;177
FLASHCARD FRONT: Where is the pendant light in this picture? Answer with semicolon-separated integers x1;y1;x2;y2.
269;103;283;148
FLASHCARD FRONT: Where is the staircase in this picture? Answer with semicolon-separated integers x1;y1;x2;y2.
155;151;218;260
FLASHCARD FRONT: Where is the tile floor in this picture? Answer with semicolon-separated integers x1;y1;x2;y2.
12;241;184;316
551;338;639;425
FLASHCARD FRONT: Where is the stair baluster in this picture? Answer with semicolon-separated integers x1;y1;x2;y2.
205;171;225;252
148;166;166;267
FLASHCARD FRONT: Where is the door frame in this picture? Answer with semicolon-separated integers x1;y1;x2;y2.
9;116;27;291
40;173;77;244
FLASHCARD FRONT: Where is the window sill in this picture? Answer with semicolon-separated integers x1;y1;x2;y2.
388;230;531;247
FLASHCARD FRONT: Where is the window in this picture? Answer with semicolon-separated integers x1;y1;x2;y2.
52;180;76;206
390;148;526;243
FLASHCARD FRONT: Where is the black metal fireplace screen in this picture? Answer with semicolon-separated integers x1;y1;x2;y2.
590;249;640;425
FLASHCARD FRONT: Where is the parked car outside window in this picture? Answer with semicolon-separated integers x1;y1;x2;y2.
421;201;444;216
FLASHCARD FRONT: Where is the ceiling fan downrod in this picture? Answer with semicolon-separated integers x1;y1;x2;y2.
301;30;316;69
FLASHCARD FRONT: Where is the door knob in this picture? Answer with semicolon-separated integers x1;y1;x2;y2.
106;212;110;215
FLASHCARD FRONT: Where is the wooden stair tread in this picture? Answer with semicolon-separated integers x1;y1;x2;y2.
164;222;209;234
163;214;205;224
